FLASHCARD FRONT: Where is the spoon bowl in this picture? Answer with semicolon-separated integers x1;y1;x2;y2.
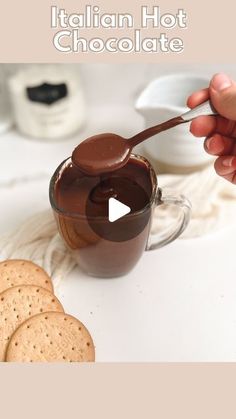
72;133;130;176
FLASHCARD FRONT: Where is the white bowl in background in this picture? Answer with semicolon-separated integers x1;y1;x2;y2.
135;74;214;172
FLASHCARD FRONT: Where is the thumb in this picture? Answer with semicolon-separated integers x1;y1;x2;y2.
209;73;236;121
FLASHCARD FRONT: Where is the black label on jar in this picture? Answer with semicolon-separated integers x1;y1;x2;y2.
26;83;68;105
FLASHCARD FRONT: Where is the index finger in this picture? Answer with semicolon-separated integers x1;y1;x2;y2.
187;88;209;109
190;115;236;138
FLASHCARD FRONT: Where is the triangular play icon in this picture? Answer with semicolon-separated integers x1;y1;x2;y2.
108;198;131;222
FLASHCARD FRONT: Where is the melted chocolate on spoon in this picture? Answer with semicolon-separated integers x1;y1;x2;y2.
72;116;184;176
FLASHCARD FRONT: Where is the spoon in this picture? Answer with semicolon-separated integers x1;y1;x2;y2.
72;100;217;176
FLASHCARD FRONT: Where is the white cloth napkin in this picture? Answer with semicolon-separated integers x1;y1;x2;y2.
153;165;236;238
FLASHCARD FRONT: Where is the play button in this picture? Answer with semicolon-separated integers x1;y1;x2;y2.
108;198;131;222
86;172;150;242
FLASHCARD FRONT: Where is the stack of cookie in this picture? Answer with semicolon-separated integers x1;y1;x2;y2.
0;259;95;362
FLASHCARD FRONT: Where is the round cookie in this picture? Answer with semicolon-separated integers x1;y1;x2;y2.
0;259;53;293
6;312;95;362
0;285;64;361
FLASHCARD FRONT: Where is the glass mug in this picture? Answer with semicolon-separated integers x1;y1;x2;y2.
49;154;191;278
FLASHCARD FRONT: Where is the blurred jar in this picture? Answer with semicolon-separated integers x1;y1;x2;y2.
0;65;13;134
8;64;86;140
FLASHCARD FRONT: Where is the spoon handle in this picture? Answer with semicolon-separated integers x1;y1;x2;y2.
181;100;218;121
129;100;218;148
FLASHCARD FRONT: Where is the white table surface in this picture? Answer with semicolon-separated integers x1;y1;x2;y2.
1;105;236;362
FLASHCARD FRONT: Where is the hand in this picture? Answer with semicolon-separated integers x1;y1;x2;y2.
187;73;236;184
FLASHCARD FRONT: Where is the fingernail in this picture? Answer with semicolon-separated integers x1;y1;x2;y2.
205;134;225;154
205;137;213;150
211;73;232;91
223;157;235;167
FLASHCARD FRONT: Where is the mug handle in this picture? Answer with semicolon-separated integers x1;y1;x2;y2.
146;188;191;251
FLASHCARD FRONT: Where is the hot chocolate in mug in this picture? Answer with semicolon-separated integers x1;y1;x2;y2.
49;154;191;277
